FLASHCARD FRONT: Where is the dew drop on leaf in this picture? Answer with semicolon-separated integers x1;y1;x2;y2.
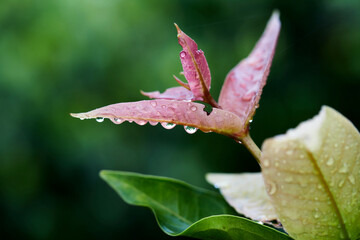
286;150;293;156
267;181;277;195
263;159;270;167
161;122;176;130
149;121;158;126
348;175;355;185
114;118;124;124
184;126;198;134
338;179;345;188
285;176;293;183
326;158;334;166
190;106;197;112
180;51;186;59
135;120;147;126
96;117;104;123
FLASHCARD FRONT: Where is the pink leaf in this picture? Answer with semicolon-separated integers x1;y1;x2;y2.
173;75;190;91
141;87;195;101
219;11;281;129
175;24;211;100
71;100;244;136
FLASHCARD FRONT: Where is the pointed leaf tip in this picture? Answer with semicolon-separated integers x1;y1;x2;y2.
174;23;180;34
176;24;212;102
219;11;281;132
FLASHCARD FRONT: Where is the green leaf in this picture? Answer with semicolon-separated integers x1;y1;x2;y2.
261;106;360;240
100;170;292;240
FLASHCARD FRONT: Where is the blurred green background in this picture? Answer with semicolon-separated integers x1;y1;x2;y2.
0;0;359;239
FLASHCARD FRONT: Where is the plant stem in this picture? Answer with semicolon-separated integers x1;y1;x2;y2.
237;133;262;165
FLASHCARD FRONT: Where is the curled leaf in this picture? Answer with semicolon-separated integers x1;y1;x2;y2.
175;24;211;101
261;106;360;240
141;86;194;101
219;11;281;130
71;100;244;136
206;173;279;224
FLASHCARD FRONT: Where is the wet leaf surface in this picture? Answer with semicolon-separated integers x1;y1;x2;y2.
219;11;280;131
261;106;360;240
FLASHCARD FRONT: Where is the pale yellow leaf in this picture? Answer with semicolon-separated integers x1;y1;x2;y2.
261;106;360;240
206;173;279;223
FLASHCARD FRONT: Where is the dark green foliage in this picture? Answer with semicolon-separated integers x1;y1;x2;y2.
101;171;292;240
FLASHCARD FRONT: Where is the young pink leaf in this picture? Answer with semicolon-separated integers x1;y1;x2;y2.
173;75;190;91
141;87;194;101
219;11;281;129
71;100;244;136
175;24;211;101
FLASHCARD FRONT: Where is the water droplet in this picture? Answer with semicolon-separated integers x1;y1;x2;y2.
96;117;104;123
184;126;198;134
135;120;147;126
267;181;277;195
80;117;85;120
339;163;349;173
180;51;186;59
326;158;334;166
149;121;158;126
114;118;124;124
150;101;157;107
161;122;176;130
190;106;197;112
300;181;308;187
285;176;293;183
348;175;355;185
317;184;323;189
196;49;203;55
263;159;270;167
314;213;320;219
249;119;253;123
338;180;345;188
